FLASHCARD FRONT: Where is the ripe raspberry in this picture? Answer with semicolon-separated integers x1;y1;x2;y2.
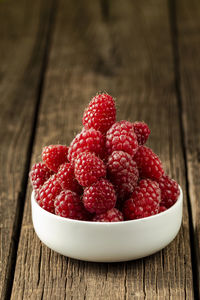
106;121;138;157
34;189;40;202
83;179;116;214
134;146;164;180
93;208;124;222
42;145;68;172
74;152;106;187
68;128;105;164
57;163;82;194
133;121;150;145
107;151;139;199
123;179;161;220
29;162;53;190
158;175;180;208
83;93;116;134
159;205;167;213
37;174;62;213
54;190;89;220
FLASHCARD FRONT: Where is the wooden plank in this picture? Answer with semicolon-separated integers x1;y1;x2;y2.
0;0;54;299
175;0;200;297
11;0;194;299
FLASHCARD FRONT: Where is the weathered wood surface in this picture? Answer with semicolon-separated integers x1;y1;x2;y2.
10;0;194;299
0;0;54;299
176;0;200;297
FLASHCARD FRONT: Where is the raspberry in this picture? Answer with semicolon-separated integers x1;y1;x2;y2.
158;175;180;208
68;128;105;164
93;208;124;222
83;93;116;134
133;121;150;145
34;189;40;202
42;145;68;172
123;179;161;220
57;163;82;194
37;174;62;213
106;121;138;157
83;179;116;214
159;205;167;213
54;190;89;220
134;146;164;180
29;162;53;190
74;152;106;187
107;151;139;199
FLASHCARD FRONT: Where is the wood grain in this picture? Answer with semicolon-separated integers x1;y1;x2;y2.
11;0;194;299
175;0;200;297
0;0;54;299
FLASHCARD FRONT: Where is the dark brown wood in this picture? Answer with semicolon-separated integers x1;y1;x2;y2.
11;0;194;299
0;0;54;299
176;0;200;296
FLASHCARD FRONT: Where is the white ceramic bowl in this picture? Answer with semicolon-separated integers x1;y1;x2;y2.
31;187;183;262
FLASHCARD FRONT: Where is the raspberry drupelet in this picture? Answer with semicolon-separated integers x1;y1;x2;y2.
159;205;167;213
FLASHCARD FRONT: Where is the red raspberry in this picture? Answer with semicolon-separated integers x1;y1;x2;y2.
159;205;167;213
29;162;53;190
83;93;116;134
133;121;150;145
74;152;106;187
93;208;124;222
34;190;40;203
57;163;82;194
107;151;139;199
37;174;62;213
134;146;164;180
83;179;116;214
106;121;138;157
68;128;105;164
123;179;161;220
158;175;180;208
54;190;89;220
42;145;68;172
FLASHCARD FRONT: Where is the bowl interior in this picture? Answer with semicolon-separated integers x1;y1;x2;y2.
31;185;183;225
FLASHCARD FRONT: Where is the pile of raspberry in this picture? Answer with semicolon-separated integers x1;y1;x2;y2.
30;93;180;222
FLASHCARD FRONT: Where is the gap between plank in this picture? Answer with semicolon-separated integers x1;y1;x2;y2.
4;1;58;299
168;0;199;298
100;0;109;22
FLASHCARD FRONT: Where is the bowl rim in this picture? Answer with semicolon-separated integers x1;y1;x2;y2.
31;185;183;225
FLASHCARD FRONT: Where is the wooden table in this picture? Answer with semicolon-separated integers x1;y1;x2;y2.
1;0;199;299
